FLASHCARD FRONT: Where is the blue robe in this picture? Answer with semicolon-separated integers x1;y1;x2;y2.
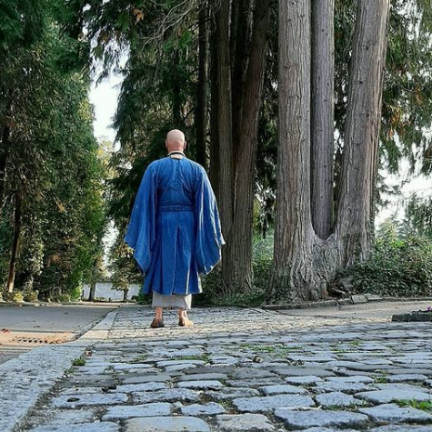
124;155;225;296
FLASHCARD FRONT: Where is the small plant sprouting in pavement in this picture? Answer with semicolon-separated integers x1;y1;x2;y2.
64;367;74;376
177;354;211;363
239;344;304;356
219;399;235;411
349;340;361;347
128;355;148;364
395;399;432;412
71;357;86;367
374;375;388;384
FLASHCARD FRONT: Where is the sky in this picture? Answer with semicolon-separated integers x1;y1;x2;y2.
89;73;123;143
89;77;432;230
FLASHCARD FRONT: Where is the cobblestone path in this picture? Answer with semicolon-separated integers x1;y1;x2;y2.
22;306;432;432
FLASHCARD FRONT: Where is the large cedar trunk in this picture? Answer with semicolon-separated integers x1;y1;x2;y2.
230;0;252;172
222;0;271;293
335;0;390;265
209;10;220;198
267;0;319;302
311;0;335;239
213;0;233;241
195;1;209;170
267;0;390;302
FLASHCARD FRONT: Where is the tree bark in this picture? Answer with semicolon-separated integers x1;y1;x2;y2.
222;0;271;293
336;0;391;265
88;280;97;301
6;193;22;293
267;0;390;302
0;101;12;207
195;1;209;170
311;0;335;240
172;50;182;127
212;0;234;242
267;0;319;302
231;0;252;172
209;5;220;197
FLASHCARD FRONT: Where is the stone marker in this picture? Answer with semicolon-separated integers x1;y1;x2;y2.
351;295;368;304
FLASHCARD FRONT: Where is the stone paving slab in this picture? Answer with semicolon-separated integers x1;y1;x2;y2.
9;305;432;432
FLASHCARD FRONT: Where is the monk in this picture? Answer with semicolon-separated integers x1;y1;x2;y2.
124;129;224;328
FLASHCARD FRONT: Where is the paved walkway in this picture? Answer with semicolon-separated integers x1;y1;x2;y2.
17;304;432;432
0;304;117;365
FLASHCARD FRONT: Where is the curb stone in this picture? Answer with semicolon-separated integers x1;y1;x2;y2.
262;296;432;311
0;307;119;432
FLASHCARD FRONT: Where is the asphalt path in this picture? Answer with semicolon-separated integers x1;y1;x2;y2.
0;303;117;365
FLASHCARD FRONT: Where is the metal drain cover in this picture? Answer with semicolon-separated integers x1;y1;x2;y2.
0;331;74;346
12;336;52;344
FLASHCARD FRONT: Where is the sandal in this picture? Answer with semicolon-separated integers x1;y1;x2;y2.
150;319;165;328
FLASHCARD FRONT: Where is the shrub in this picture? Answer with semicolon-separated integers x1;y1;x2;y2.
13;291;24;302
57;294;71;303
336;232;432;298
23;289;39;302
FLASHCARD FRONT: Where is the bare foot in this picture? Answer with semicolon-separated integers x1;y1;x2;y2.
179;317;194;327
178;310;194;327
150;318;165;328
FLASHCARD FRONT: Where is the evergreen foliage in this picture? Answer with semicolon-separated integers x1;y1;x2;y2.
2;0;432;302
0;1;106;300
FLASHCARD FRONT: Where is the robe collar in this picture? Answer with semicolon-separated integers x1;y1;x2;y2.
168;150;186;159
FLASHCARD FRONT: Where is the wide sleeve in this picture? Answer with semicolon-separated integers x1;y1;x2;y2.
194;169;226;275
124;165;158;273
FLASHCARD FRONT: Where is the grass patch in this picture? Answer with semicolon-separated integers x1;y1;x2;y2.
374;375;388;384
349;341;361;347
333;348;351;354
395;399;432;412
240;344;303;356
325;404;345;411
128;355;148;364
177;354;211;363
71;358;86;366
219;399;235;410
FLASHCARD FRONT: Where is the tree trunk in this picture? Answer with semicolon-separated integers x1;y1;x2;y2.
311;0;335;239
222;0;271;293
88;257;98;301
267;0;318;302
336;0;390;265
209;10;220;198
231;0;252;173
88;280;97;302
195;1;209;170
6;193;22;293
267;0;390;302
123;289;129;302
0;103;12;207
213;0;234;242
173;50;182;127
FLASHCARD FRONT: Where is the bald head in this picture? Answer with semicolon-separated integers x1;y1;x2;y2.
166;129;186;153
